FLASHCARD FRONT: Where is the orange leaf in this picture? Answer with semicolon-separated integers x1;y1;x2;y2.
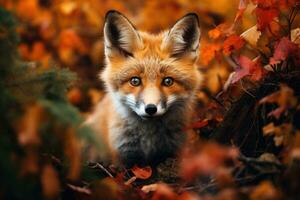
223;35;245;55
185;120;209;130
208;23;235;39
200;43;222;65
208;28;222;39
250;181;280;200
67;87;82;105
131;165;152;180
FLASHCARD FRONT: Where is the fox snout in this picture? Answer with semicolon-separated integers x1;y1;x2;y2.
124;86;170;118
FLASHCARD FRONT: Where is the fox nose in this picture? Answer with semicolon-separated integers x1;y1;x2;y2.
145;104;157;115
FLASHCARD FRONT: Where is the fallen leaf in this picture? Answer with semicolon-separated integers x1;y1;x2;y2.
141;183;158;193
131;166;152;180
151;183;177;200
180;143;239;181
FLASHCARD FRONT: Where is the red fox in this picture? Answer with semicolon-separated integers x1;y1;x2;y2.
86;10;202;167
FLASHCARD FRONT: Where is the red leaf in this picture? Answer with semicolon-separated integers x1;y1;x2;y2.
252;0;277;7
267;106;286;119
186;120;209;130
223;35;245;55
208;23;235;39
255;7;279;31
232;56;266;83
180;143;239;181
270;37;300;66
131;166;152;180
200;43;222;65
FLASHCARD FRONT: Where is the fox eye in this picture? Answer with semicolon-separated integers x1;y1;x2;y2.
162;77;174;87
130;77;141;86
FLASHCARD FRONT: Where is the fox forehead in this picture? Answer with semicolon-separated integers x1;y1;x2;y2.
133;31;169;59
106;31;197;77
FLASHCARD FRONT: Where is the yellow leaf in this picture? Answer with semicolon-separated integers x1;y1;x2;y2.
59;1;77;15
262;123;276;136
240;25;261;46
291;28;300;45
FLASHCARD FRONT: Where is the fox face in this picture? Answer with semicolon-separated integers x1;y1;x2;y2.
101;10;202;119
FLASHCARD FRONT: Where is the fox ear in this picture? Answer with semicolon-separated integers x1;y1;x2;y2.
103;10;142;58
162;13;200;58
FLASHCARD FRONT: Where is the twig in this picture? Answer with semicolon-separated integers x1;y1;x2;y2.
238;154;283;169
88;162;114;178
67;184;91;195
183;169;280;194
240;80;256;99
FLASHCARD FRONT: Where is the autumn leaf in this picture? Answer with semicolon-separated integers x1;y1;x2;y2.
208;23;235;40
270;37;300;66
291;28;300;44
180;143;239;181
223;35;245;55
67;87;82;105
240;25;262;46
208;28;222;40
255;7;279;31
263;123;293;146
231;56;266;83
259;84;297;119
200;43;222;65
252;0;277;8
151;183;177;200
131;165;152;179
250;181;281;200
186;119;209;130
16;0;40;21
259;84;297;108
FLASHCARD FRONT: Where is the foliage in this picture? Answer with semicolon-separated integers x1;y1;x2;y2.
0;0;300;200
0;7;99;200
